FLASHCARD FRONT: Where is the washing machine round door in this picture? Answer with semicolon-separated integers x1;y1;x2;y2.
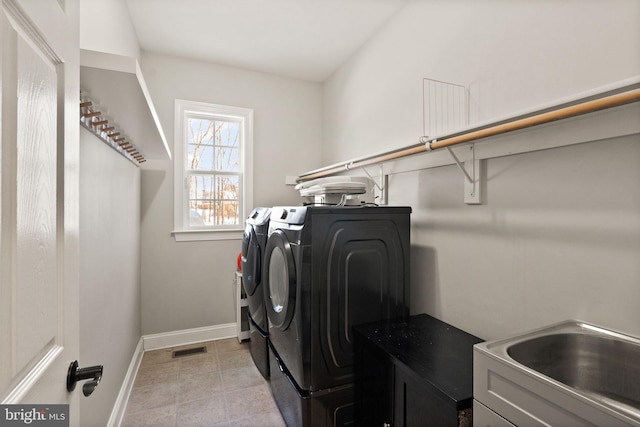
241;225;260;296
263;229;296;331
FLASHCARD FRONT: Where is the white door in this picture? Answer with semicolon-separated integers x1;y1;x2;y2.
1;0;81;424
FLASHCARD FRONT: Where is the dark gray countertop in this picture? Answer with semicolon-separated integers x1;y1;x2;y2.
354;313;484;410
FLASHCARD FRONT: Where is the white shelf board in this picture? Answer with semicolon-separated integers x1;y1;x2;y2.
80;49;171;161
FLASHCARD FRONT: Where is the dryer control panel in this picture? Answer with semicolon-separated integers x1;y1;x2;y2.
271;206;308;225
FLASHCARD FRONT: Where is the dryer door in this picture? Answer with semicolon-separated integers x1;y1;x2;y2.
263;229;296;331
241;225;260;296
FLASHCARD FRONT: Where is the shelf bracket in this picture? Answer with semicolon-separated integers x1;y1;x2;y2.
362;165;387;205
446;144;483;204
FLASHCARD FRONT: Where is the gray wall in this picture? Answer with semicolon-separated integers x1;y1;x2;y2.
139;52;323;335
389;136;640;340
79;127;141;426
322;0;640;340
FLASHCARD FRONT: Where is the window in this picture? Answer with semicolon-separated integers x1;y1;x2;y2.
173;100;253;241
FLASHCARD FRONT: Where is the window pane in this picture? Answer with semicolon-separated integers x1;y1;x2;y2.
215;121;240;147
188;144;239;171
189;205;207;226
216;175;239;200
187;118;214;146
214;201;239;225
187;144;214;170
189;198;215;226
187;174;240;226
215;147;239;171
188;175;214;200
187;119;240;172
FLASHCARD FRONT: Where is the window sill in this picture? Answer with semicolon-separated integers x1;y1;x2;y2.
172;229;243;242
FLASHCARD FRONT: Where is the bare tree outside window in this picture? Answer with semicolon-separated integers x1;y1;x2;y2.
174;100;252;239
186;117;241;226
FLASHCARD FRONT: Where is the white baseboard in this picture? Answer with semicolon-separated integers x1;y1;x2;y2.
107;337;144;427
107;323;238;426
142;323;238;351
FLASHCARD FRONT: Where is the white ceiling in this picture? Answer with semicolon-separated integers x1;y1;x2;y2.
125;0;408;82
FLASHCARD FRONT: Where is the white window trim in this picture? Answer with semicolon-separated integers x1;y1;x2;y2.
172;99;253;242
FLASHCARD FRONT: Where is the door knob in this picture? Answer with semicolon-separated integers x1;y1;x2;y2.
67;360;103;397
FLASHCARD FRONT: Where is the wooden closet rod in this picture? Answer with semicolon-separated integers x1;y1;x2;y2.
297;87;640;183
429;88;640;151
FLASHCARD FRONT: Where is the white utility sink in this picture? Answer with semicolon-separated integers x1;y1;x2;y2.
474;320;640;426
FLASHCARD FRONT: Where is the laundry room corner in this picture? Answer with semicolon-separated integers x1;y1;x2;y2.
138;52;323;337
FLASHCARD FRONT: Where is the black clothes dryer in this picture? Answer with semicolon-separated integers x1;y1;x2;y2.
240;207;271;379
263;205;411;426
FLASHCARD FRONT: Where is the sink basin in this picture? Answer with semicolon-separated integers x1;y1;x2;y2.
507;330;640;414
474;320;640;426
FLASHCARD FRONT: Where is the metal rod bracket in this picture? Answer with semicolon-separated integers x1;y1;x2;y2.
421;136;434;152
446;146;474;183
446;144;483;204
362;165;386;205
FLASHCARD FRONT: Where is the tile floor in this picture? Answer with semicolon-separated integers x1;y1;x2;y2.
121;338;286;427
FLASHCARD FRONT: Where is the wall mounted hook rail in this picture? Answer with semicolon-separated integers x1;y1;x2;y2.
80;93;146;165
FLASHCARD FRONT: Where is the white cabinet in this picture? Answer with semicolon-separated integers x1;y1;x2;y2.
473;344;639;427
473;400;516;427
235;272;250;343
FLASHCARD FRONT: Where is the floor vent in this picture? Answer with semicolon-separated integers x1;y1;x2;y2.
172;346;207;358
